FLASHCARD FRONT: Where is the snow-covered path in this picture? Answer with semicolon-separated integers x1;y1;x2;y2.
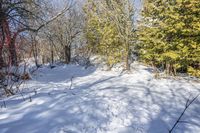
0;64;200;133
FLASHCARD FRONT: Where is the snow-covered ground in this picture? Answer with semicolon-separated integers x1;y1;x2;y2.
0;63;200;133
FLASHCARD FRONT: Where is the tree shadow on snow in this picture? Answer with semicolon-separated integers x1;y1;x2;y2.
0;71;200;133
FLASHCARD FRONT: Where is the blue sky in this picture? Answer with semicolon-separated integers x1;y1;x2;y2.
51;0;142;18
135;0;142;9
52;0;142;9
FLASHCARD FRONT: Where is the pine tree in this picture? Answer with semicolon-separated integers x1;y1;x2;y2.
138;0;200;77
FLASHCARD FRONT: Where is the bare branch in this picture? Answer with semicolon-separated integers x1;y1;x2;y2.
169;94;200;133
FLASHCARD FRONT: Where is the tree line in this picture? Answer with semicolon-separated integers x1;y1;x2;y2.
84;0;200;77
0;0;199;78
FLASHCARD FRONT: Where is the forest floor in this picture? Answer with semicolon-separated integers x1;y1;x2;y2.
0;63;200;133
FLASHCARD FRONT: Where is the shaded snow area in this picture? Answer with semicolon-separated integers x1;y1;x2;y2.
0;64;200;133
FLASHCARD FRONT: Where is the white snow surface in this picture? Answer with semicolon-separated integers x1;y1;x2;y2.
0;63;200;133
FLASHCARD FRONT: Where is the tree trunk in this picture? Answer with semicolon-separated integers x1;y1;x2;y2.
42;55;45;64
0;27;5;68
125;18;131;71
125;50;130;70
0;46;4;68
64;45;71;64
2;16;18;66
125;40;130;71
9;38;18;66
0;23;5;68
31;35;39;67
166;63;170;75
51;48;54;64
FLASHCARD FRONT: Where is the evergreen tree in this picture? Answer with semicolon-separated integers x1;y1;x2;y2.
84;0;136;70
138;0;200;77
